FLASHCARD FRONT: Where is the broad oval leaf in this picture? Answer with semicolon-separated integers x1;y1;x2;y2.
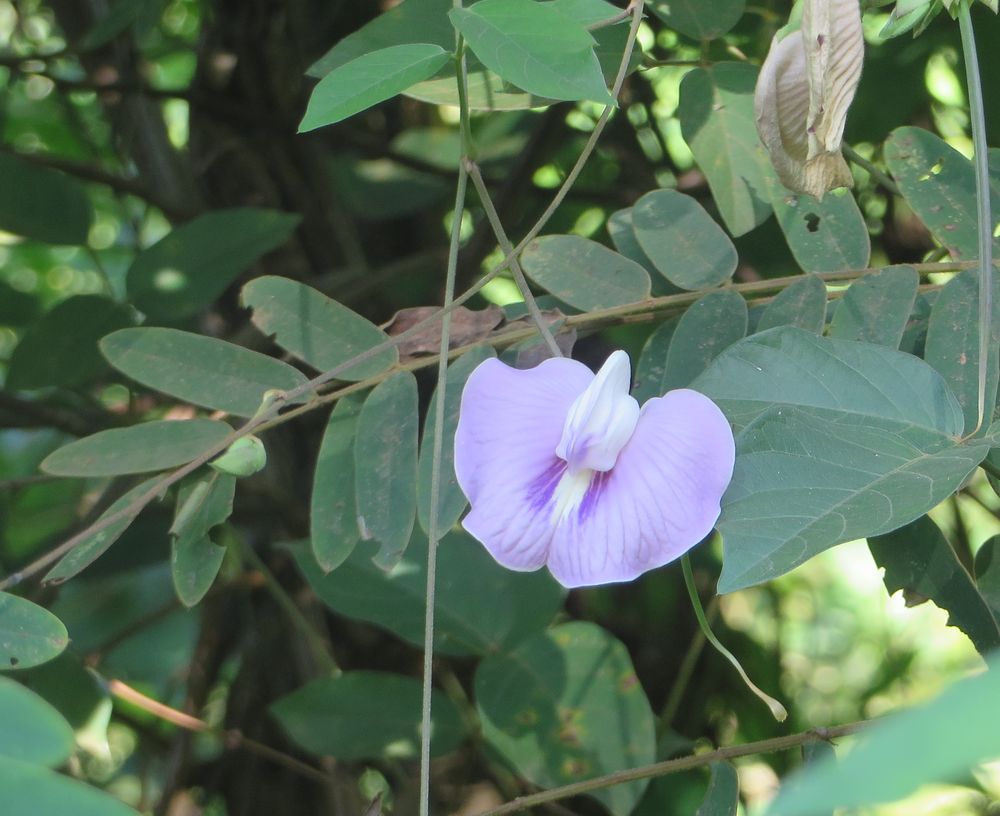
0;593;68;671
476;622;655;816
294;532;565;657
6;295;134;390
170;472;235;607
924;268;1000;436
0;676;74;767
101;327;310;417
299;44;451;132
828;266;919;348
355;372;419;569
650;0;745;40
521;235;651;312
695;761;740;816
126;208;300;321
757;274;827;334
770;188;871;273
312;393;366;573
270;671;464;759
692;327;964;434
767;651;1000;815
632;190;737;291
975;536;1000;626
417;345;495;535
0;153;93;245
633;317;681;405
241;276;397;380
869;516;1000;656
0;756;140;815
41;419;233;477
678;63;776;236
884;127;1000;261
449;0;612;104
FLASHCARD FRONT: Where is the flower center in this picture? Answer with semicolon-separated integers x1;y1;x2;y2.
555;350;640;474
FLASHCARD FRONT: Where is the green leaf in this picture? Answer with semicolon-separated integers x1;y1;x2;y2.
45;477;162;584
417;345;495;535
170;472;235;607
869;516;1000;655
0;153;93;245
0;677;74;768
241;276;397;380
695;761;739;816
757;275;827;334
41;419;232;478
293;532;565;657
633;317;680;405
656;291;747;392
828;266;919;348
0;593;68;670
677;63;775;237
884;127;1000;261
650;0;745;40
0;756;141;815
101;327;310;417
449;0;612;104
299;44;450;132
924;268;1000;436
606;208;658;274
693;327;965;434
126;208;300;321
355;372;419;570
974;536;1000;625
6;295;134;390
312;393;366;573
770;188;871;273
766;650;1000;815
270;671;464;760
521;235;651;312
475;622;655;816
717;407;989;592
208;436;266;477
632;190;738;290
308;0;455;76
0;280;41;327
78;0;147;49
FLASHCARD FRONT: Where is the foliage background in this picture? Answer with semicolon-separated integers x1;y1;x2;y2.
1;0;1000;814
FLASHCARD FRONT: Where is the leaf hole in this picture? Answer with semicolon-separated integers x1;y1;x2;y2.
917;159;945;181
8;656;18;666
803;213;821;233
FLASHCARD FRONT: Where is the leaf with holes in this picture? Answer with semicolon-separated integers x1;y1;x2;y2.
521;235;650;311
0;593;68;671
678;63;775;236
102;328;310;417
757;275;827;334
632;190;738;290
476;622;655;816
828;266;919;348
770;188;871;273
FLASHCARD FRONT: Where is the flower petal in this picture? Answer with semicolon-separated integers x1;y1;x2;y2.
454;357;594;571
546;389;736;587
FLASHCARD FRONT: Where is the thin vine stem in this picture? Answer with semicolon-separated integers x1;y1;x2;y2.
681;555;787;722
419;23;471;816
473;719;871;816
957;1;994;437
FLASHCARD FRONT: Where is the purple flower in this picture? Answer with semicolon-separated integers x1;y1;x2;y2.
454;351;736;588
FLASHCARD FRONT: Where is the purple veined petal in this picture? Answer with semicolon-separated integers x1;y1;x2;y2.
546;389;736;588
454;356;594;571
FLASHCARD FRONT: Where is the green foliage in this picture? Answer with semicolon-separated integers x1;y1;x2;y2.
770;189;871;273
694;761;739;816
0;675;74;766
270;671;465;759
828;266;919;347
0;153;92;245
0;757;140;816
170;471;235;607
476;622;655;816
0;593;68;671
757;275;828;334
650;0;746;40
